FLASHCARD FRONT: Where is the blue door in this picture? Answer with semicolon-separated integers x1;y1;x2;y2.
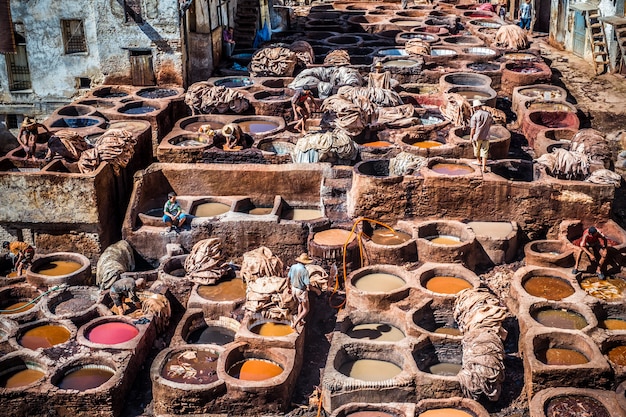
572;11;586;57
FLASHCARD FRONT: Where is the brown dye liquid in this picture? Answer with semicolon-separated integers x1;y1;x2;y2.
188;326;235;345
19;325;71;349
161;350;219;384
370;229;411;245
600;318;626;330
314;229;355;246
546;396;610;417
412;140;442;148
33;260;82;276
457;91;490;100
426;276;472;294
1;301;34;315
197;278;246;301
428;235;461;245
247;207;273;215
348;323;405;342
347;412;396;417
540;348;588;365
434;327;462;336
533;309;588;330
228;358;283;381
607;345;626;365
429;362;462;376
419;409;474;417
193;202;230;217
431;163;474;176
237;120;278;134
57;366;114;391
339;359;402;381
467;221;513;238
7;271;18;278
53;297;93;315
282;208;323;220
1;368;45;388
354;273;406;292
523;276;575;300
250;322;294;337
362;141;392;147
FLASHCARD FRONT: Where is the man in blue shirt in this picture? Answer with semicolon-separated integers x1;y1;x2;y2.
163;192;187;233
518;0;533;31
288;253;313;329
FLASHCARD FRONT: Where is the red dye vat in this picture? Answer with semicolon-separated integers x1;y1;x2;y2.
87;322;139;344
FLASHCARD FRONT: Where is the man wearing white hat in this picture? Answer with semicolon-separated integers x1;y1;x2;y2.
288;253;313;329
469;99;494;173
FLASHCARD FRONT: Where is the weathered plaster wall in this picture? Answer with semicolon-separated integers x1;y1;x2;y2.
0;0;182;114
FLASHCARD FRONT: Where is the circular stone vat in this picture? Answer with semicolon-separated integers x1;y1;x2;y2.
356;159;395;178
396;31;440;44
414;338;463;377
136;87;182;99
524;240;574;268
466;62;501;72
257;138;295;156
178;116;225;133
522;272;576;301
43;286;103;323
353;270;406;293
339;358;403;381
530;305;589;330
160;347;220;385
231;117;284;139
416;398;490;417
227;357;283;381
377;48;408;57
413;25;450;36
362;224;417;265
416;220;476;265
503;52;539;61
196;277;247;302
440;72;492;91
309;228;359;264
416;263;479;296
27;252;91;288
118;101;158;115
346;320;405;342
442;35;483;47
412;300;462;338
0;355;46;389
213;77;254;89
383;58;420;68
91;86;131;99
85;320;139;345
429;47;458;61
17;321;72;350
168;133;211;148
445;85;497;107
249;319;294;337
532;333;598;367
50;116;105;129
428;161;475;176
334;343;406;382
468;19;501;29
347;265;411;311
462;47;498;62
326;35;363;46
55;104;97;117
54;363;115;391
0;284;42;320
545;395;610;417
182;314;238;346
528;111;580;130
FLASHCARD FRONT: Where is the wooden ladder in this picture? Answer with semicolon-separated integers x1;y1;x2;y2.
586;8;610;74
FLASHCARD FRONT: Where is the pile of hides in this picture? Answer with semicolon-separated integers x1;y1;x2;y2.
184;82;250;115
570;128;612;165
96;240;135;290
321;96;370;135
336;86;404;107
307;264;330;293
289;40;315;67
389;152;428;176
249;45;297;77
241;247;294;320
184;238;232;285
535;148;590;180
405;39;431;56
240;246;285;282
482;106;507;126
77;129;136;175
47;130;91;161
585;169;622;186
441;93;473;127
494;24;529;50
324;49;351;67
454;288;508;402
140;292;171;334
293;128;358;163
376;104;419;128
289;67;363;99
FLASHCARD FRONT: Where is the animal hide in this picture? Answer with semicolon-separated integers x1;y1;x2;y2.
96;240;135;290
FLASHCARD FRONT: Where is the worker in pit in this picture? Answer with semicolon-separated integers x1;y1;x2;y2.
17;117;50;161
573;226;609;279
288;253;314;330
2;240;35;276
469;99;494;174
110;277;145;315
291;86;317;135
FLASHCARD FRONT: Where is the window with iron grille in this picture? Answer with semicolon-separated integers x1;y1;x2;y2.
6;43;31;91
62;20;87;54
